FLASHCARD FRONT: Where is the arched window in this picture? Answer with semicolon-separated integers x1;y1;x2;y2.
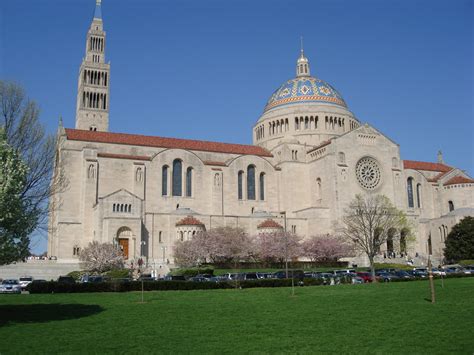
247;165;256;200
259;173;265;200
407;178;414;208
172;159;182;196
238;171;243;200
448;200;454;212
400;229;408;253
162;165;168;196
416;183;422;208
186;167;193;197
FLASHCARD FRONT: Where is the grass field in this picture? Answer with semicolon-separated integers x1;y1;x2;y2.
0;278;473;354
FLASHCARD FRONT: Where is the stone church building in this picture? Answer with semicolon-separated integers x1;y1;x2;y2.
48;1;474;268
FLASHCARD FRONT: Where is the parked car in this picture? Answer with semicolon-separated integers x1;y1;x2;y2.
356;272;374;283
443;266;466;274
163;275;186;281
393;270;414;279
406;270;427;278
333;269;356;276
273;270;305;280
462;265;474;274
242;272;258;280
256;272;273;279
19;276;33;289
431;268;446;276
0;279;22;294
57;276;76;284
375;272;400;282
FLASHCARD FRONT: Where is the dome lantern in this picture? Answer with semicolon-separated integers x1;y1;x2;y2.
296;37;310;77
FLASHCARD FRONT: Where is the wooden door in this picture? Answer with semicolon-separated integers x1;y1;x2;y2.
118;238;129;259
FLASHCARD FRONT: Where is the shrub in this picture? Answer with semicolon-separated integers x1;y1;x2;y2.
67;270;87;281
459;260;474;266
106;269;130;279
373;263;412;271
170;267;215;277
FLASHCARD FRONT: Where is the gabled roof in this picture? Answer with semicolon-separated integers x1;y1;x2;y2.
427;170;453;183
176;216;204;226
65;129;273;157
444;176;474;186
257;219;283;229
403;160;452;172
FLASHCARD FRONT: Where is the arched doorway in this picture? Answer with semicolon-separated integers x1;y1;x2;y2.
117;227;132;259
400;229;408;254
387;228;396;256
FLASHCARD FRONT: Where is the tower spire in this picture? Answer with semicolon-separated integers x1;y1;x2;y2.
94;0;102;20
296;37;310;77
75;0;110;132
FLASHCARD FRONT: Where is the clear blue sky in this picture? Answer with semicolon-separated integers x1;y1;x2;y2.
1;0;473;253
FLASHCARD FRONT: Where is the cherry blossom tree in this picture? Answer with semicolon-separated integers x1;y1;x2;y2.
302;234;351;263
255;231;302;265
79;241;124;273
173;227;254;267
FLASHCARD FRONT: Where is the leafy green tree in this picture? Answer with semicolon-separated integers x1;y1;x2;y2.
444;217;474;263
0;129;38;264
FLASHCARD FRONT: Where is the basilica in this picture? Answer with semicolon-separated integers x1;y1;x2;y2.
48;1;474;268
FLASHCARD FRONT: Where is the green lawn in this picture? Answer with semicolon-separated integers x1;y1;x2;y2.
0;278;473;354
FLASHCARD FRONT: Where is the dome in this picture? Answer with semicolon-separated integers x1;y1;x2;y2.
264;76;347;112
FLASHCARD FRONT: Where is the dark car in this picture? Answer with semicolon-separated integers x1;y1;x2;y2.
164;275;186;281
406;270;427;278
393;270;414;279
243;272;258;280
57;276;76;284
375;272;400;282
273;270;305;280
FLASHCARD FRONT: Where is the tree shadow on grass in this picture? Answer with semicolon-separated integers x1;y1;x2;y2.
0;304;104;327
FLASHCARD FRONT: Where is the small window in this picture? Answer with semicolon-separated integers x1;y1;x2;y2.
448;200;454;212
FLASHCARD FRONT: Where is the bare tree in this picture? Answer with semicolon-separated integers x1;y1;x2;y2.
0;81;66;240
302;234;352;264
79;241;124;273
342;194;409;281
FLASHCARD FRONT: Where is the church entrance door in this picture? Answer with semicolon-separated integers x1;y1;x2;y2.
118;238;129;259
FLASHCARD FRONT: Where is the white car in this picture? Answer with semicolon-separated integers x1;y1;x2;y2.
0;279;22;294
19;276;33;289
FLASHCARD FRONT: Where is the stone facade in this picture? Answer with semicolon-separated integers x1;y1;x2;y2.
48;1;474;268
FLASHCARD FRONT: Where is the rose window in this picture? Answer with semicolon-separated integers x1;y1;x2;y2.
356;157;381;189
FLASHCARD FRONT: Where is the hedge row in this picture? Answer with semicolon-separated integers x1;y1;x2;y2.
27;278;333;294
26;273;473;294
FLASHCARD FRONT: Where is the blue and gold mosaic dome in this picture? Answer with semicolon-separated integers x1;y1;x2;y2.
264;76;347;112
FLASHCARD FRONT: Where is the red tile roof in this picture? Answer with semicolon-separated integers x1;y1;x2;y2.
257;219;283;229
403;160;452;172
65;129;273;157
444;176;474;186
176;216;204;226
427;170;452;183
97;153;151;161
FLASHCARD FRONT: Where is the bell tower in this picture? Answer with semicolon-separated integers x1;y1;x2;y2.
75;0;110;132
